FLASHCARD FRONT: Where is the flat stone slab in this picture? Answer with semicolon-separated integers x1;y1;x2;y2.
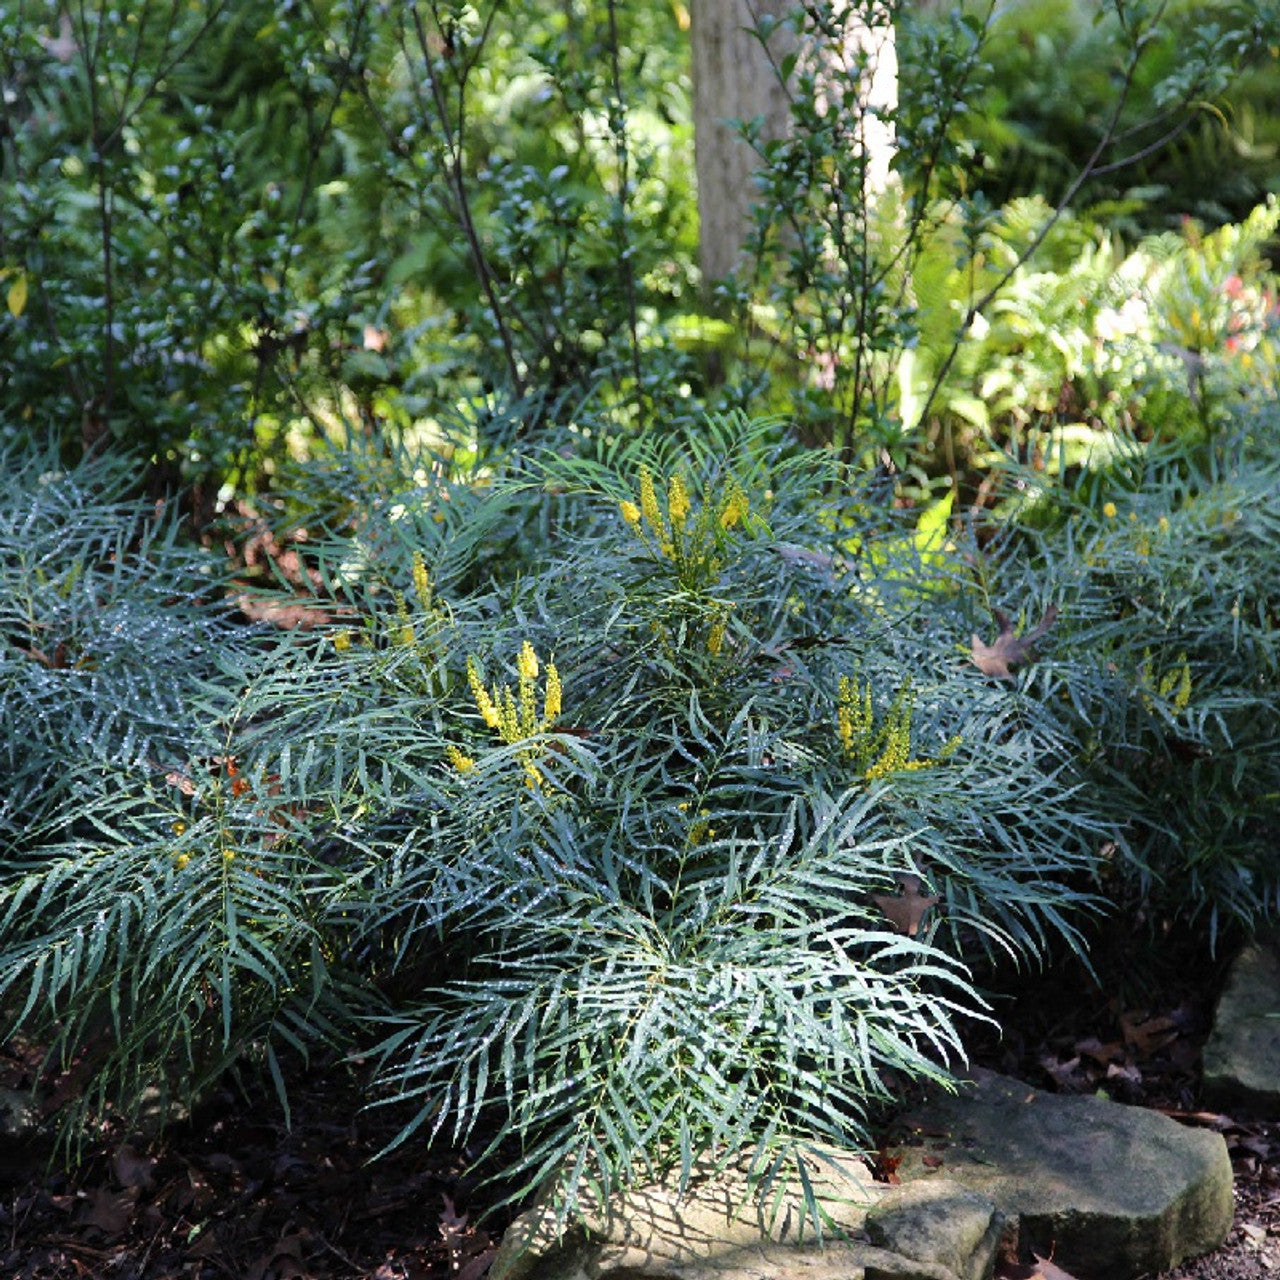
1202;935;1280;1116
490;1147;1001;1280
888;1069;1233;1279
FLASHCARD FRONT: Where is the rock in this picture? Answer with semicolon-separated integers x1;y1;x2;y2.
1202;934;1280;1116
865;1181;1008;1280
888;1069;1233;1279
489;1147;998;1280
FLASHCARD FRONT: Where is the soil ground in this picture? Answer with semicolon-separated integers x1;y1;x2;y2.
2;929;1277;1280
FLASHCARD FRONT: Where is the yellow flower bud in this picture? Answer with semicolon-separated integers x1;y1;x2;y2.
333;630;352;653
467;656;502;729
719;484;749;530
707;615;727;656
639;467;664;536
1103;502;1117;519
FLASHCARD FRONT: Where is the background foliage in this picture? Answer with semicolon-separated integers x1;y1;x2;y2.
1;0;1279;1228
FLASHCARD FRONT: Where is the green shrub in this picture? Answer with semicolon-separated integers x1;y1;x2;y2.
0;439;236;834
203;419;1106;1215
0;419;1107;1216
923;0;1280;231
4;407;1276;1216
907;195;1280;477
982;417;1280;939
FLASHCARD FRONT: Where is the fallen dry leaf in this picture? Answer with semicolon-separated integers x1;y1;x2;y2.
872;873;940;937
439;1194;469;1250
1073;1036;1125;1066
111;1144;156;1191
1105;1060;1143;1088
971;606;1059;680
1038;1054;1087;1092
1152;1108;1234;1130
997;1252;1081;1280
77;1185;137;1238
1031;1253;1080;1280
456;1246;497;1280
870;1147;903;1185
1119;1008;1179;1056
234;590;334;630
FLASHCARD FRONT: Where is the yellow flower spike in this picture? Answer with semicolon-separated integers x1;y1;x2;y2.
519;668;538;737
687;809;713;846
1158;516;1171;534
837;702;854;756
223;849;237;864
174;853;190;871
719;484;749;531
543;660;562;725
518;641;539;682
668;473;691;528
1173;659;1193;714
501;685;520;740
446;745;476;773
1159;653;1193;714
639;466;664;537
467;656;502;729
1103;502;1118;519
391;593;415;645
707;614;727;656
412;550;432;611
171;820;187;836
620;500;641;527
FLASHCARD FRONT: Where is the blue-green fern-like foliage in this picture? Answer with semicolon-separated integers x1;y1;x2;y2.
987;417;1280;941
2;414;1276;1223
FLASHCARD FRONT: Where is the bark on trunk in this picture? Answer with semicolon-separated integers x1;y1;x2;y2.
692;0;898;294
691;0;795;292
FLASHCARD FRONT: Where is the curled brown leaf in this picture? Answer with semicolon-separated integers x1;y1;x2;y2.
971;606;1059;680
872;872;940;937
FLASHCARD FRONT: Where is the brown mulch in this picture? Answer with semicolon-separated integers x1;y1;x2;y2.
0;1054;511;1280
2;931;1277;1280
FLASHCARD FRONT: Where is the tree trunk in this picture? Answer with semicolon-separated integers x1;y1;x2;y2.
691;0;795;292
691;0;898;294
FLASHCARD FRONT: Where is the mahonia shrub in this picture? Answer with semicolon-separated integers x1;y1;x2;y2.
19;412;1273;1218
981;416;1280;939
200;417;1106;1221
0;440;233;835
0;438;370;1139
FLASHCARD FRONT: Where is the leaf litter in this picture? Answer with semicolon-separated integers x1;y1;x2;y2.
0;1046;512;1280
